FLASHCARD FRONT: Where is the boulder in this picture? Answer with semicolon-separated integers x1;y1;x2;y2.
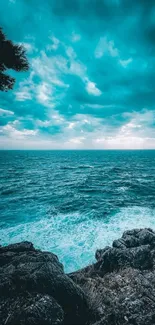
0;241;89;325
97;244;153;274
70;228;155;325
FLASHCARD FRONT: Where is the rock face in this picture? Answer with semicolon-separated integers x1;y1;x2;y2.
1;228;155;325
0;242;89;325
70;228;155;325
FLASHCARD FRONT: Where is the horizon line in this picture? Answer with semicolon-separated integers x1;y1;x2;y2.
1;148;155;151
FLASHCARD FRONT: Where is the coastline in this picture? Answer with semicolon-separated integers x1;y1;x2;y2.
1;227;155;325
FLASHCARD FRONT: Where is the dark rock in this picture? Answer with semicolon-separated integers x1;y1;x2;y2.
113;235;140;248
0;241;89;325
95;246;111;261
121;228;155;247
93;228;155;275
98;244;153;274
0;294;64;325
0;241;35;253
70;228;155;325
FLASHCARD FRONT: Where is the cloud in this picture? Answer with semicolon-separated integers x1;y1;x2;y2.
68;137;85;145
93;110;155;149
94;136;154;150
15;72;34;101
20;42;35;53
95;37;119;59
85;80;101;96
0;122;37;139
67;122;76;129
46;36;60;51
71;32;81;42
15;88;32;101
119;58;133;68
36;120;51;127
0;108;14;116
31;53;68;88
36;82;54;107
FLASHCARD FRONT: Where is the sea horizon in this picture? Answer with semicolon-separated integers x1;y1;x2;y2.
1;148;155;151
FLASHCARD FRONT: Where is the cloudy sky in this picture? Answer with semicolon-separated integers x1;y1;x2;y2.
0;0;155;149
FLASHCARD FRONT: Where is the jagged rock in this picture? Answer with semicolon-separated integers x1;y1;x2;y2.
0;241;89;325
113;228;155;249
0;241;35;253
93;228;155;275
97;244;153;274
70;228;155;325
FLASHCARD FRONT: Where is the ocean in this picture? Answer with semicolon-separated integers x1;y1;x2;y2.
0;150;155;272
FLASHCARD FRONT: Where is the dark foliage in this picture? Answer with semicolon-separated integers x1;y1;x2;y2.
0;28;29;91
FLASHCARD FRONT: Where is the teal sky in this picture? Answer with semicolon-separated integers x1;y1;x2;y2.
0;0;155;149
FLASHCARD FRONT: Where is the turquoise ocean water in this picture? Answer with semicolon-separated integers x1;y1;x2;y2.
0;150;155;272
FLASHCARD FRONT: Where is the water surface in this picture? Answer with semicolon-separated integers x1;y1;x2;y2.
0;150;155;272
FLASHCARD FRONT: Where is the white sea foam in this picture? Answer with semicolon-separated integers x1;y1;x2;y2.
0;206;155;272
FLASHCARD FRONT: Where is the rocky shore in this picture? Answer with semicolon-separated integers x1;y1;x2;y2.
1;228;155;324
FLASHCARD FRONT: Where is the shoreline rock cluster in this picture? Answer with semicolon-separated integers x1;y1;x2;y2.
1;228;155;324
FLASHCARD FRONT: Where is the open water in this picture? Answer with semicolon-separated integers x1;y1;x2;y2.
0;150;155;272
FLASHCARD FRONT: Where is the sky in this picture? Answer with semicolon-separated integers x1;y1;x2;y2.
0;0;155;149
